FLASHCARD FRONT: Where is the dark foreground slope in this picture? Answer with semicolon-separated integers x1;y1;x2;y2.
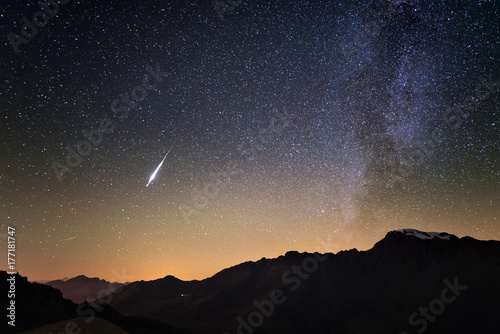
1;271;76;333
109;230;500;334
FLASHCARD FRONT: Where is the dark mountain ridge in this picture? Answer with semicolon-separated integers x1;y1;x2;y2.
108;229;500;333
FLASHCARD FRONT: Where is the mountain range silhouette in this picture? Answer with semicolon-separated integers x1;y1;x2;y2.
3;229;500;334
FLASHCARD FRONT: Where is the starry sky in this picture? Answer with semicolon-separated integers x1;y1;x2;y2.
0;0;499;282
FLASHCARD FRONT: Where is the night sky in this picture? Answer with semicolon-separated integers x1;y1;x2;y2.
1;0;498;282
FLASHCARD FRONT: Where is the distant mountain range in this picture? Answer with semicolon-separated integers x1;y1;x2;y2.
31;278;69;284
45;275;129;304
3;229;500;334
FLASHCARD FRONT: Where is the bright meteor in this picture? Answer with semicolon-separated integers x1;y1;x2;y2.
146;141;176;187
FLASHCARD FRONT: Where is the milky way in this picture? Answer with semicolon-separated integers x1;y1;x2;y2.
1;0;498;281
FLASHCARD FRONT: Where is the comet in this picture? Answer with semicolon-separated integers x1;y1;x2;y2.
146;141;176;187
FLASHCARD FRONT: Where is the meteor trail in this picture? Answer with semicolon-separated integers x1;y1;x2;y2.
147;141;175;187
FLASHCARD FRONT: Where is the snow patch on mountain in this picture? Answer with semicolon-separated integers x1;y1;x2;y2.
395;229;451;240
